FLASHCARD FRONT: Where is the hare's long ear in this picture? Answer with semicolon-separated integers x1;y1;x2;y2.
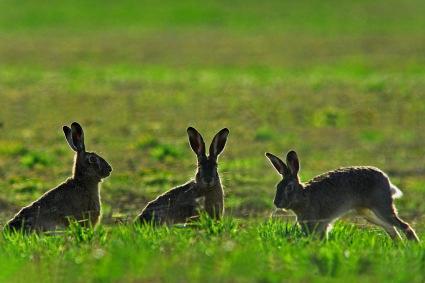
209;128;229;159
265;152;289;176
187;127;206;157
286;150;300;176
63;126;78;151
71;122;85;152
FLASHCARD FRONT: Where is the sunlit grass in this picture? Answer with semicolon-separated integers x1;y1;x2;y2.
0;218;423;282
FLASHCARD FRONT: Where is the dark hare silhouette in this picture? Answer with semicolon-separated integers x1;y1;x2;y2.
266;150;419;241
5;122;112;233
136;127;229;225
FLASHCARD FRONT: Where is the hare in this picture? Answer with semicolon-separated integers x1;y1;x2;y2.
5;122;112;233
136;127;229;225
265;150;419;241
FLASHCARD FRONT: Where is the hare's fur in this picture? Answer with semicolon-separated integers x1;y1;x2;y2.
204;182;224;219
7;178;102;232
137;181;204;225
5;122;112;233
266;151;419;241
136;127;228;225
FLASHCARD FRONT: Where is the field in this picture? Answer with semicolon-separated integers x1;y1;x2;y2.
1;0;425;282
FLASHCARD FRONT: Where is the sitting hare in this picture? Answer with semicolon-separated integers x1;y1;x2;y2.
5;122;112;233
265;150;419;241
136;127;229;225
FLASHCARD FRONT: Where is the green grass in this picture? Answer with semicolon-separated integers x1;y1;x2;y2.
1;0;425;282
1;218;424;283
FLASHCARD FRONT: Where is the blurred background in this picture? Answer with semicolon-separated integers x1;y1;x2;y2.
1;0;425;228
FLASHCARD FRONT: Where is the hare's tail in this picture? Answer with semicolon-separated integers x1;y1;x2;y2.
390;184;403;199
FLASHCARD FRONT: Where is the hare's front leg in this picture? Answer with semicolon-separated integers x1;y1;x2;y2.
298;220;330;238
205;201;223;219
299;219;330;238
204;190;224;219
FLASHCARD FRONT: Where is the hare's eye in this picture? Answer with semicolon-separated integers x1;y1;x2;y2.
286;182;295;191
88;156;98;163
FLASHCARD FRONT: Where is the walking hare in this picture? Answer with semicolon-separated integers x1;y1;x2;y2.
265;150;419;241
136;127;229;225
5;122;112;233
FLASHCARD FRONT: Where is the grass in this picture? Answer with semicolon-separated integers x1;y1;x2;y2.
1;218;424;283
1;0;425;282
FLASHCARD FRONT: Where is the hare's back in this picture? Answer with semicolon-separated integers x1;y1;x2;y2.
139;182;198;224
304;166;396;217
6;180;80;231
307;166;391;195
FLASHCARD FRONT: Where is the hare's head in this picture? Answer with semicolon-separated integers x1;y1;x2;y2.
187;127;229;189
265;150;303;209
63;122;112;181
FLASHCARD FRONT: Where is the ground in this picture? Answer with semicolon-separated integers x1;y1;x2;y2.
0;1;425;282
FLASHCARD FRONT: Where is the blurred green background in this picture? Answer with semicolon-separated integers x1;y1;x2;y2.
1;0;425;228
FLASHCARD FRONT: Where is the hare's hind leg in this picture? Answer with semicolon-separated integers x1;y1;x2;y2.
358;208;401;240
371;205;420;242
391;215;420;242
